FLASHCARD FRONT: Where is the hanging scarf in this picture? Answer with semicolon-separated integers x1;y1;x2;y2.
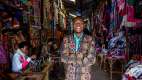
73;33;83;52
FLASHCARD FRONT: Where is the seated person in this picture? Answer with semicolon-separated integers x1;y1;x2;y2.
12;41;36;73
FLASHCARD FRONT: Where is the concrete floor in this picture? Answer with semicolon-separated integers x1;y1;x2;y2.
49;62;122;80
92;62;122;80
92;64;109;80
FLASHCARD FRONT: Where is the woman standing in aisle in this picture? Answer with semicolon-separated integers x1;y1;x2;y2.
61;16;96;80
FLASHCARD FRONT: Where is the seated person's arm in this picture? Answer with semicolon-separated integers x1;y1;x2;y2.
12;54;31;72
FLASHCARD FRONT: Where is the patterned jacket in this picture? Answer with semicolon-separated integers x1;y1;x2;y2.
61;33;96;80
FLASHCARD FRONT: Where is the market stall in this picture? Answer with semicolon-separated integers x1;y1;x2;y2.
7;62;52;80
91;0;142;80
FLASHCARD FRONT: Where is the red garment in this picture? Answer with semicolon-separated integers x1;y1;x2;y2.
117;0;126;16
127;5;142;23
19;55;29;71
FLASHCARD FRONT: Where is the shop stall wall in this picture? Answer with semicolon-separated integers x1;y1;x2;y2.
0;0;45;72
0;1;28;72
91;0;142;58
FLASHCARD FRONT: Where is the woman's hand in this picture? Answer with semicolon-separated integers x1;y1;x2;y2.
30;55;37;59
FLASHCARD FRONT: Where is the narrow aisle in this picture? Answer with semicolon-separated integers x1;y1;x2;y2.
92;64;109;80
91;62;122;80
1;0;142;80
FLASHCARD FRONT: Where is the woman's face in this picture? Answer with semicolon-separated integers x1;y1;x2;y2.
73;19;84;33
21;46;29;55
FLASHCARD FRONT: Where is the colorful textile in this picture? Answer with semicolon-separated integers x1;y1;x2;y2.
107;31;126;57
117;0;126;16
0;44;8;64
31;0;41;29
61;34;96;80
123;62;142;80
110;0;118;30
120;1;142;27
127;5;142;23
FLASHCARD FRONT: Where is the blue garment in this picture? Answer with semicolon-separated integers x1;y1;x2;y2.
74;33;83;52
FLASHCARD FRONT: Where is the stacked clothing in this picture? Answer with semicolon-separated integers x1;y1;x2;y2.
122;60;142;80
107;31;126;57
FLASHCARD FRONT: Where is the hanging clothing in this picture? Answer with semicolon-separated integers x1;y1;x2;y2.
110;0;118;30
61;33;96;80
122;61;142;80
0;43;8;64
0;34;9;65
117;0;126;16
120;0;142;27
12;49;31;72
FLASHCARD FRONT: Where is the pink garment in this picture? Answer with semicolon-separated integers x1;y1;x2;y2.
19;55;29;70
117;0;126;16
121;3;142;27
117;0;125;13
127;5;142;23
117;0;142;23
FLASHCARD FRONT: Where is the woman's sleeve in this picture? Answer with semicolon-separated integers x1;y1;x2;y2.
12;54;31;72
12;54;22;72
82;39;96;66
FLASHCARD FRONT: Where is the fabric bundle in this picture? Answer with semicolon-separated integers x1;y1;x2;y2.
0;44;8;64
15;31;25;44
30;28;40;48
31;0;41;29
123;62;142;80
120;0;142;27
110;0;118;30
